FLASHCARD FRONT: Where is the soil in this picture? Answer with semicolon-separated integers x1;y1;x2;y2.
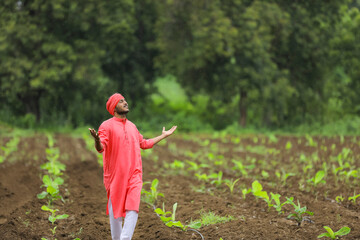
0;133;359;240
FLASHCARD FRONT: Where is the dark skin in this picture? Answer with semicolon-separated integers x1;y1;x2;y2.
89;98;177;151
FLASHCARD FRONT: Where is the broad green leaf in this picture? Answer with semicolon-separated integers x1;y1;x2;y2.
154;208;165;215
252;180;263;192
49;215;56;223
54;177;64;185
37;191;48;199
188;221;202;229
314;170;325;184
323;226;335;238
160;216;172;223
56;214;69;220
317;232;331;238
42;175;52;186
41;205;51;211
47;186;58;195
335;226;351;236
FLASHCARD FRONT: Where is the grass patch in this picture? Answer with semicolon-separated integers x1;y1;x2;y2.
189;211;235;229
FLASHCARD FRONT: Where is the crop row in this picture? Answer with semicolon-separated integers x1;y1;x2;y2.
37;134;79;240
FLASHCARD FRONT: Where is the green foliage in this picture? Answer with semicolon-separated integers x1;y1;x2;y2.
348;193;360;204
41;205;69;225
141;179;164;206
317;226;351;239
224;178;240;194
155;203;186;230
189;211;234;229
308;170;326;187
286;197;314;226
0;136;20;163
37;175;64;206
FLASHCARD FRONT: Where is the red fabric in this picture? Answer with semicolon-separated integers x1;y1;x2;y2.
97;117;154;218
106;93;124;116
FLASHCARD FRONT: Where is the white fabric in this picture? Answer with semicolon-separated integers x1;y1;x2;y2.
108;197;138;240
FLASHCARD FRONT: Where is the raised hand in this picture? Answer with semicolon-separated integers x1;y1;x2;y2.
162;126;177;138
89;128;100;141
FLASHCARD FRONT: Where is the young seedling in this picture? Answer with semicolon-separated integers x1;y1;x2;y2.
270;193;291;214
41;205;69;225
141;179;164;206
0;136;20;163
276;169;296;186
335;195;344;203
195;173;209;182
348;193;360;204
308;170;326;187
209;171;223;187
155;203;186;230
242;188;252;200
37;175;64;206
317;226;351;239
232;160;248;177
224;178;240;194
251;180;269;200
286;197;313;226
186;160;209;172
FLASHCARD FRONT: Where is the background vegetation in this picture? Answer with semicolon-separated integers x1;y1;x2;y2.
1;0;360;134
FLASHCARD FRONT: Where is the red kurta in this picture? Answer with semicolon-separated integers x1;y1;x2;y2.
97;117;154;218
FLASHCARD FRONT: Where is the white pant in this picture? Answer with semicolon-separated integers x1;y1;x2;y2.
108;198;139;240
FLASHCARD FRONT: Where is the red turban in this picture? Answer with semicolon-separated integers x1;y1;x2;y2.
106;93;124;116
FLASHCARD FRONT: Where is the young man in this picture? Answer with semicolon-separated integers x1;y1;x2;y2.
89;93;177;240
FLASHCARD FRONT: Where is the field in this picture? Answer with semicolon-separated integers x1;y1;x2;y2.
0;131;360;239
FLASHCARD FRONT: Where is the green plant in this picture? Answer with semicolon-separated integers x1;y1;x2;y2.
232;160;248;177
224;178;240;194
275;169;295;186
286;197;313;226
141;179;164;206
242;188;251;200
285;141;292;150
308;170;326;187
155;202;186;230
0;136;20;163
195;173;209;182
251;180;269;200
37;175;64;206
209;171;223;187
41;205;69;225
41;148;66;176
189;211;234;229
186;160;209;171
348;193;360;204
317;226;351;239
335;195;344;203
270;193;291;214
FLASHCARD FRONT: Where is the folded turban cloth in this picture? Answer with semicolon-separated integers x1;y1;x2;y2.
106;93;124;116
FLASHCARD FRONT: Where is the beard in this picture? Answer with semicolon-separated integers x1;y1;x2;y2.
115;106;129;115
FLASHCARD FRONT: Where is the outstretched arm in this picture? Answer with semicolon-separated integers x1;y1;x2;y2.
150;126;177;145
89;128;104;152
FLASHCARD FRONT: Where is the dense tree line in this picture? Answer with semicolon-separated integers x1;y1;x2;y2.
0;0;359;130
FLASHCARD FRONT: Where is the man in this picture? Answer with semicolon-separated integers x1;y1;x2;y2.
89;93;177;240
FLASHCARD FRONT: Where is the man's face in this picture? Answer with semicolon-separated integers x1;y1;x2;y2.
114;98;129;115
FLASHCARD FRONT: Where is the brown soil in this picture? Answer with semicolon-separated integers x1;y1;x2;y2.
0;133;359;240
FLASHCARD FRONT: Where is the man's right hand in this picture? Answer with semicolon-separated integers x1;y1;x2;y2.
89;128;103;152
89;128;100;141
